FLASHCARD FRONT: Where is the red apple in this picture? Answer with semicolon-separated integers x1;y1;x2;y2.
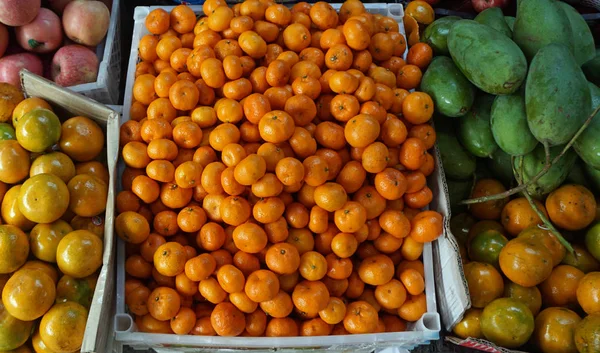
0;53;43;88
62;0;110;47
16;8;63;54
0;24;8;58
0;0;41;26
47;0;76;14
472;0;509;12
51;45;99;87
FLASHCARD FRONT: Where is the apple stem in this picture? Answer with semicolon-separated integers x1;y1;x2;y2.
28;39;42;49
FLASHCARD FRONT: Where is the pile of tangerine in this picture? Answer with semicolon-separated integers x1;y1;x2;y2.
117;0;443;337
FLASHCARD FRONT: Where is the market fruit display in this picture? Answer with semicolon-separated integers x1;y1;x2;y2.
427;0;600;351
451;181;600;351
0;82;108;352
0;0;112;88
119;0;444;338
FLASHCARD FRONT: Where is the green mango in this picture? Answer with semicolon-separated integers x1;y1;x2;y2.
458;93;498;158
584;163;600;193
448;20;527;95
514;144;577;199
420;56;475;117
504;16;515;32
574;82;600;169
436;118;477;180
513;0;573;60
490;93;538;156
526;43;591;146
556;2;595;66
422;16;461;56
566;158;592;190
474;8;512;38
448;178;473;215
583;52;600;86
487;149;515;187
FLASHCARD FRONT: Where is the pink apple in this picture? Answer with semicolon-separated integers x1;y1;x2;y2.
0;0;41;26
0;53;44;88
16;8;63;54
62;0;110;47
472;0;510;12
0;24;8;58
100;0;113;12
51;45;99;87
47;0;76;15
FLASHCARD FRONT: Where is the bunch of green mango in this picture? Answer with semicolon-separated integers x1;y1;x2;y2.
422;0;600;208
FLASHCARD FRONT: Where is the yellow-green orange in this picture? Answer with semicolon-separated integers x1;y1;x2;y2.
29;220;73;263
56;230;103;278
15;109;61;153
0;301;34;351
56;274;97;308
574;314;600;353
0;185;35;231
0;140;30;184
12;97;52;127
480;297;534;348
1;269;55;321
67;174;108;217
0;225;29;274
18;173;69;223
29;152;76;183
39;302;88;353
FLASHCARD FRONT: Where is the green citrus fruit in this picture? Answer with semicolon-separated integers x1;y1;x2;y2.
18;173;69;224
585;222;600;262
480;297;534;349
15;108;61;153
0;123;15;141
468;230;508;268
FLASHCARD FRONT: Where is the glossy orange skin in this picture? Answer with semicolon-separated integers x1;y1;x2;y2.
518;225;566;268
539;265;584;308
546;185;597;231
463;262;504;308
533;307;581;353
452;308;483;339
576;272;600;315
501;197;547;237
499;238;553;288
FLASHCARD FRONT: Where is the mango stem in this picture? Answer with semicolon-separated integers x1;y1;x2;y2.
459;104;600;206
513;158;574;254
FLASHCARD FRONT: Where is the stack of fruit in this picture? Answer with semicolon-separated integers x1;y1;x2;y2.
451;181;600;352
118;0;444;338
0;0;113;88
0;82;109;353
418;0;600;351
